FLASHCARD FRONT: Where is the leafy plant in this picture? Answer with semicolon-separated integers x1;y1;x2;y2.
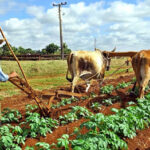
25;142;54;150
71;129;127;150
80;96;89;100
102;96;121;106
59;106;91;125
90;102;101;112
26;113;58;137
57;134;69;150
116;81;131;89
25;104;38;112
90;92;97;98
22;107;58;138
0;125;25;150
59;113;78;125
25;146;34;150
100;85;114;94
36;142;52;150
69;93;150;150
127;101;136;105
0;108;22;124
72;106;91;118
51;97;79;109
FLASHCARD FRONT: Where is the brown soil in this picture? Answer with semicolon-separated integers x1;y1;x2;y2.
1;73;150;150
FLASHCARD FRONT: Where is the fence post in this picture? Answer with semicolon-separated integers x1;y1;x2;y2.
126;59;129;73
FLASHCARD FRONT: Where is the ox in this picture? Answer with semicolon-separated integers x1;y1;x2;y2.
66;48;115;93
131;50;150;98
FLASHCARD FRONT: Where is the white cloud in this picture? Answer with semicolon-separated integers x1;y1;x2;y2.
26;6;44;18
0;0;18;15
1;0;150;51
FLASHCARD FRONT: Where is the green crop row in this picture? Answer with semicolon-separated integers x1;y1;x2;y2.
69;94;150;149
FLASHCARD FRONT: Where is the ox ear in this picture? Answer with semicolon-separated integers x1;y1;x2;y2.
112;46;116;52
0;39;5;45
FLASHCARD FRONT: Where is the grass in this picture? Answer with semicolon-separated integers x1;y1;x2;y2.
0;58;133;99
0;60;67;78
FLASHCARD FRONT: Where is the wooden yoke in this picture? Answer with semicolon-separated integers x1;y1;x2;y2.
107;51;137;57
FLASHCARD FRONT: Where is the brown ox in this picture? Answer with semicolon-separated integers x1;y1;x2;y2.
131;50;150;98
66;48;115;93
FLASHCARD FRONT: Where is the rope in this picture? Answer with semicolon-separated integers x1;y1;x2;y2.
77;61;130;88
107;62;127;77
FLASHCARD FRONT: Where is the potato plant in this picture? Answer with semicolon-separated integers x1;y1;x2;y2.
21;106;58;137
102;96;121;106
0;125;26;150
100;85;114;94
68;94;150;149
51;97;79;109
25;142;53;150
59;106;92;125
0;108;22;124
116;81;131;89
90;102;101;112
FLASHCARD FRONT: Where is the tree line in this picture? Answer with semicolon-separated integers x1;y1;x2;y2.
0;43;71;56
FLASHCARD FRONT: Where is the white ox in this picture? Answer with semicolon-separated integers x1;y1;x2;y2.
66;48;115;93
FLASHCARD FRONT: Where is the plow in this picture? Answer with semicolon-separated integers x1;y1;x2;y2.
0;27;86;116
0;27;137;117
8;76;86;116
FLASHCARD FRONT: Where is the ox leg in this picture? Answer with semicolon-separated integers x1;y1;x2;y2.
139;64;150;98
85;80;90;92
139;78;150;98
99;73;104;87
148;80;150;88
72;76;79;93
130;81;137;96
139;86;145;99
131;81;136;92
99;79;104;87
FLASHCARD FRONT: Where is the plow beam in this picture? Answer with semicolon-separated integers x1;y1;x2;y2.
9;77;49;116
42;90;86;99
56;90;86;98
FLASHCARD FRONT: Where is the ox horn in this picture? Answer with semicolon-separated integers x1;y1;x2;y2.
112;46;116;52
0;39;5;45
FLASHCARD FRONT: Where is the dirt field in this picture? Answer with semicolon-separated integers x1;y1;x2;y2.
1;73;150;150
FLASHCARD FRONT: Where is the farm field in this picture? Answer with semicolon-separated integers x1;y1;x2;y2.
1;58;150;149
0;58;132;99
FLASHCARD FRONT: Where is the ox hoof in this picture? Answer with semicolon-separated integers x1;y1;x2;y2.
129;91;136;96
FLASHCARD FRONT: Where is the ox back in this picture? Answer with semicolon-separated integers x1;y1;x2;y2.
131;50;150;98
66;50;106;93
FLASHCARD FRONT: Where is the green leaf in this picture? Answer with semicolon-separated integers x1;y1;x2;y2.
111;108;119;113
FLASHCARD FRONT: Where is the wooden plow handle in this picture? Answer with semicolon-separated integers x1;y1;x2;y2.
0;27;49;116
0;27;29;86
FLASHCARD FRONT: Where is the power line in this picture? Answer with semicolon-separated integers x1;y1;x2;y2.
52;2;67;60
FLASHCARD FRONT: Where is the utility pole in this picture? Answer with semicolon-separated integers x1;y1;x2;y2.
53;2;67;60
94;38;96;50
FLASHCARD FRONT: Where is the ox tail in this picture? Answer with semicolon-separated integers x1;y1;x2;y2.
66;53;74;82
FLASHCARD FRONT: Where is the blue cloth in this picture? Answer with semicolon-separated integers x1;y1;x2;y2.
0;67;9;82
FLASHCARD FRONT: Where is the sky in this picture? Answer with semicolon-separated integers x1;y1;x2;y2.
0;0;150;52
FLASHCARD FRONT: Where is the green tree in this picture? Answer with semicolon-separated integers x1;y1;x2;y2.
44;43;59;54
25;48;36;54
1;43;11;56
63;43;71;54
18;46;26;54
41;49;47;54
0;47;3;55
